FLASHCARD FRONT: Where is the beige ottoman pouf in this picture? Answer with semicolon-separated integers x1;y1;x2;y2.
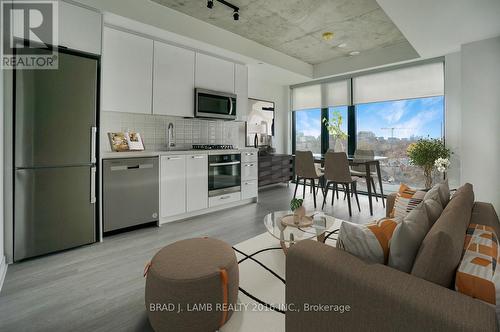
145;237;239;332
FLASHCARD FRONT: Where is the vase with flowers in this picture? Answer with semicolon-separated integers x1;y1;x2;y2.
407;138;451;189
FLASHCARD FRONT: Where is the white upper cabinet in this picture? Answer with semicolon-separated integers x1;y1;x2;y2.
153;41;195;117
235;63;248;121
195;53;235;93
102;27;153;114
59;1;102;54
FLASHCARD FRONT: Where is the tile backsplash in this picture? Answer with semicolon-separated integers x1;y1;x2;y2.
100;111;246;152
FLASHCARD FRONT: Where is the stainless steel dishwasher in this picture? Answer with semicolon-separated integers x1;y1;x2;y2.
103;157;159;233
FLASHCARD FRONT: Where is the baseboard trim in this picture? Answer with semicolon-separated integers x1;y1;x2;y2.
0;255;7;293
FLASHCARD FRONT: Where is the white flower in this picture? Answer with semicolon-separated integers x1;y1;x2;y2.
434;158;450;173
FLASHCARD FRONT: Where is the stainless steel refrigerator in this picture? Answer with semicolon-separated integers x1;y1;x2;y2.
14;49;98;261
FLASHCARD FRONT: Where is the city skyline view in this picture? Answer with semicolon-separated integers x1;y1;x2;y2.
294;96;444;141
294;96;446;191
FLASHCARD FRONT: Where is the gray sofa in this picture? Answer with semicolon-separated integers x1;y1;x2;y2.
286;183;500;332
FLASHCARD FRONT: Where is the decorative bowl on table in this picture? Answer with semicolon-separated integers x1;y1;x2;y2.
280;214;313;228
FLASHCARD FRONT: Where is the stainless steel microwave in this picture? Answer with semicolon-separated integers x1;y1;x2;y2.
195;88;237;120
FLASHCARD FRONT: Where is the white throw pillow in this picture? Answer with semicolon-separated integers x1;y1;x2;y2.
337;218;399;264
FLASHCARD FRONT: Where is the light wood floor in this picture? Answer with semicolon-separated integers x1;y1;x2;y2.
0;184;386;332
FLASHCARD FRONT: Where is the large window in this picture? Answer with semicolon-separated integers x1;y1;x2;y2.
294;109;322;154
356;96;444;192
291;61;445;193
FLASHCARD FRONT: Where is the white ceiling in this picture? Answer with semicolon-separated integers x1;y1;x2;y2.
377;0;500;57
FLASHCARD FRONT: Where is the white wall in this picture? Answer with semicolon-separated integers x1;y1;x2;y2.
248;68;290;154
460;36;500;211
444;52;461;189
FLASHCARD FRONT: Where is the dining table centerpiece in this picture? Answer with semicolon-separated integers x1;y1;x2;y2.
290;198;305;225
407;138;451;189
322;111;348;152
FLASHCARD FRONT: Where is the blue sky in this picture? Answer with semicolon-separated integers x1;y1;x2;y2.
295;96;444;139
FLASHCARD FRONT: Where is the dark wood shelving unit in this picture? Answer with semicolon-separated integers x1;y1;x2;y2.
258;154;294;187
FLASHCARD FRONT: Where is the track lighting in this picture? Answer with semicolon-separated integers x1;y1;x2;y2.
206;0;240;21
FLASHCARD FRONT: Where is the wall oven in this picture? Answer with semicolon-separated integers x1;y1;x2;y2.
195;88;237;120
208;154;241;197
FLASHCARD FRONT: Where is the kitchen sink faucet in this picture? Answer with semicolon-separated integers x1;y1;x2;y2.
167;122;176;149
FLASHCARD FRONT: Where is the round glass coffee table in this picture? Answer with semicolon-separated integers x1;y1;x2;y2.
263;211;341;254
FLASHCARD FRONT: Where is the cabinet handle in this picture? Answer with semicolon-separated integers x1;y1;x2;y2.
191;156;205;159
246;153;254;156
167;157;182;160
90;167;96;204
220;195;231;200
90;127;97;163
245;164;255;167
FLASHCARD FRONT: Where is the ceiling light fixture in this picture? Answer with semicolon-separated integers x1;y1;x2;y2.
322;32;334;41
337;43;347;48
207;0;240;21
349;51;360;56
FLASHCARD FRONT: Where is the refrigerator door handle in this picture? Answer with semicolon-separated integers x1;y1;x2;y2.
91;127;97;164
90;167;96;204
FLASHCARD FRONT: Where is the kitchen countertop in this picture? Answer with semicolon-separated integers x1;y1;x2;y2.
101;147;258;159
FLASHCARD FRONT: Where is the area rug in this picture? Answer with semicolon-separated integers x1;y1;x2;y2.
220;231;338;332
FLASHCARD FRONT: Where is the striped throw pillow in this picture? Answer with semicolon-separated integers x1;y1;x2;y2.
390;184;426;221
337;218;399;264
455;224;500;305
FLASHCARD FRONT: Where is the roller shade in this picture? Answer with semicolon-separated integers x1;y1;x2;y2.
353;62;444;105
292;79;349;111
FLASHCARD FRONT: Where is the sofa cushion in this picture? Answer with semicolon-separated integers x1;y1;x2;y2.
437;179;451;207
411;183;475;287
423;185;442;205
456;224;499;305
470;202;500;240
389;202;431;273
337;218;398;264
423;199;444;225
390;184;426;221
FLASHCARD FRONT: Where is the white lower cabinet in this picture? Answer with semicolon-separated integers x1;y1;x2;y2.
242;180;258;200
241;152;258;199
186;154;208;212
242;162;258;180
160;155;186;218
209;192;241;208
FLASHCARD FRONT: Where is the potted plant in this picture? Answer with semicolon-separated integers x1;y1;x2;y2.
322;111;348;152
406;138;451;189
290;198;305;224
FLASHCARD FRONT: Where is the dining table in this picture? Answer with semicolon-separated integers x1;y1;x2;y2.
312;153;388;216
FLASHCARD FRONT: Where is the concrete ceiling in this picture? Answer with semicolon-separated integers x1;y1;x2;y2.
151;0;412;65
377;0;500;58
